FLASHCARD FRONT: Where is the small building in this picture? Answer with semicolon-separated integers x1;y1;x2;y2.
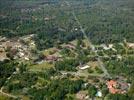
117;55;122;60
109;44;113;48
24;57;29;61
106;80;129;94
75;28;78;31
127;43;134;49
33;59;44;64
44;17;50;21
79;65;90;70
64;44;76;49
101;44;109;50
0;48;4;52
0;52;8;61
96;91;102;97
107;80;118;94
101;44;113;50
18;52;25;57
76;91;88;100
44;55;59;62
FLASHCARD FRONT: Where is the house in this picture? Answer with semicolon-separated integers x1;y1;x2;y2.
18;52;25;57
107;80;118;94
127;43;134;49
0;52;8;61
109;44;113;48
0;48;4;52
61;71;68;75
118;81;130;94
79;65;90;70
44;55;59;62
96;91;102;97
101;44;109;50
64;43;76;49
106;80;129;94
101;44;113;50
0;36;6;42
30;42;35;46
44;17;50;21
24;57;29;61
76;91;88;100
117;55;122;60
10;48;18;55
75;28;78;31
33;59;44;64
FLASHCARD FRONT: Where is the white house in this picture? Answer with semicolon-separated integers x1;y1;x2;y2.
96;91;102;97
79;65;90;70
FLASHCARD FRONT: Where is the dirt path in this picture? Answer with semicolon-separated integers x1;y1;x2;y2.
64;1;111;78
0;72;18;99
60;71;105;78
0;89;17;99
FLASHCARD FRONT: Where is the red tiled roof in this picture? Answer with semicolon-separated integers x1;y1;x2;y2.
45;55;59;61
107;80;129;94
107;80;118;94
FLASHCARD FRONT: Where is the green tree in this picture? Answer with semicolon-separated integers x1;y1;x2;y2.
105;94;130;100
88;85;97;98
19;63;27;73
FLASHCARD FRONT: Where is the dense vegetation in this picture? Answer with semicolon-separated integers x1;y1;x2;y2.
0;0;134;99
105;56;134;82
55;59;79;71
0;0;134;48
28;79;84;100
0;60;16;87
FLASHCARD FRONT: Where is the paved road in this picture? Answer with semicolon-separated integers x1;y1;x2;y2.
64;1;111;78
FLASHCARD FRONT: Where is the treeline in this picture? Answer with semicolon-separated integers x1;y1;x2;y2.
105;56;134;82
55;59;79;71
28;79;84;100
75;0;134;44
0;60;17;87
34;24;83;50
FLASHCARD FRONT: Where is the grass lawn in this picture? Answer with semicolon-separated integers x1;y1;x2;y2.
41;47;59;56
21;96;30;100
42;49;51;56
87;61;99;68
70;40;77;46
29;62;54;72
77;61;104;76
66;93;76;99
0;93;11;100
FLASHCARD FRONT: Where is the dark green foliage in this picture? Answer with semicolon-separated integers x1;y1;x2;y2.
60;48;71;56
106;56;134;81
0;60;17;87
128;82;134;99
28;79;84;100
106;93;130;100
6;82;23;93
34;28;83;50
88;68;94;73
1;0;133;47
55;59;79;71
38;68;57;79
6;72;38;93
19;63;27;74
88;85;97;98
95;67;103;74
